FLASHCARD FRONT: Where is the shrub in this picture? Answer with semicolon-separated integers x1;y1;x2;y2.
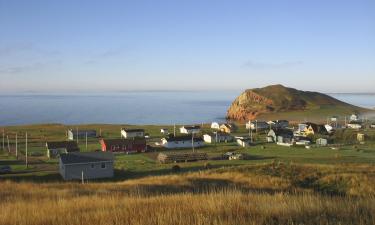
171;165;181;172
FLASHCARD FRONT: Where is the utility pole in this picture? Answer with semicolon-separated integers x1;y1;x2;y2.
255;120;258;134
99;128;102;137
81;171;84;184
7;135;10;153
85;132;88;151
25;132;28;168
174;123;176;137
76;127;79;143
15;133;18;159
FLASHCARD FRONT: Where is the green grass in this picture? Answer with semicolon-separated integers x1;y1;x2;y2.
1;123;375;182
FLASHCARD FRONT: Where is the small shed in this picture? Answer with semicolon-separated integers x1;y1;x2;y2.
68;129;97;141
157;152;208;163
235;137;251;147
316;138;328;146
160;128;169;134
357;133;365;142
46;141;80;158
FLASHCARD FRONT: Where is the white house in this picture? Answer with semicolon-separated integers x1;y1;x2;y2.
324;124;333;133
161;135;205;149
203;132;233;143
210;122;220;130
160;128;169;134
350;114;359;121
347;121;362;129
371;123;375;129
235;136;251;147
121;128;145;138
246;121;269;131
180;126;201;134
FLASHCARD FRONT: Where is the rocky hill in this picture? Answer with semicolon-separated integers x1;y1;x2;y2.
226;84;363;121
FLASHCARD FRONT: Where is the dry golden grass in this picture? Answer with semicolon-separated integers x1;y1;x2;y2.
1;163;374;225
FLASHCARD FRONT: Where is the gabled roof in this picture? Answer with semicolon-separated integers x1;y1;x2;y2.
60;152;114;165
121;128;145;133
164;135;203;142
269;128;294;137
46;141;79;151
101;138;146;146
181;125;201;129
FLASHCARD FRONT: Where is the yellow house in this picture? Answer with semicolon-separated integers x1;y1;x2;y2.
220;123;236;134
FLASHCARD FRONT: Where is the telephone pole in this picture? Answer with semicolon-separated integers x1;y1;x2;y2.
85;132;88;151
25;132;28;168
15;133;18;159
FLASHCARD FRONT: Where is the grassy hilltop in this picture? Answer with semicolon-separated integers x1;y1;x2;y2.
227;84;370;122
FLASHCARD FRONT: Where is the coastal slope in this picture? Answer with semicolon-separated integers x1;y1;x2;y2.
226;84;366;121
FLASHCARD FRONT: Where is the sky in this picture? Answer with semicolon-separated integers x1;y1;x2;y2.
0;0;374;93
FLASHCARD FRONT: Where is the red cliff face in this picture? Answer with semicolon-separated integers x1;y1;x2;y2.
226;90;274;121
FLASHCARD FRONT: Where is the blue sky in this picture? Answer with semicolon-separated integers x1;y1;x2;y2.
0;0;374;93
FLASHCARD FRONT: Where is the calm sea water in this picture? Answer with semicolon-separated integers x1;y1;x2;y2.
0;92;374;126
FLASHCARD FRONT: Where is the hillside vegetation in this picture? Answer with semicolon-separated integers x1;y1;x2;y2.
226;84;368;121
0;163;374;225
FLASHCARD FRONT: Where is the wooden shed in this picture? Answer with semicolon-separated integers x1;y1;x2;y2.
157;152;208;163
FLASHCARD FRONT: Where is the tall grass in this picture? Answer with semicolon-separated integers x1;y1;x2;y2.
1;163;375;225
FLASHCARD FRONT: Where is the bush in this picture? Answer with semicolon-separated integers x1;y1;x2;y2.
171;165;181;172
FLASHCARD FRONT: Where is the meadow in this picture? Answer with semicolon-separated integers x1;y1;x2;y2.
1;123;375;225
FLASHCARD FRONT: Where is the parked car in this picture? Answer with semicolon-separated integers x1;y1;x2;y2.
0;165;12;174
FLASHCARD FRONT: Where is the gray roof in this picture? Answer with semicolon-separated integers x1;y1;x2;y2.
60;152;114;165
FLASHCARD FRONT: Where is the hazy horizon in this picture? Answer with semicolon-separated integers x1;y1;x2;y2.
1;0;374;93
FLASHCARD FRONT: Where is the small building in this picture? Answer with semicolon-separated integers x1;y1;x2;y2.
235;136;251;147
203;132;233;143
220;123;237;133
371;123;375;129
316;138;328;146
157;152;208;163
161;135;205;149
68;129;97;141
324;124;334;133
350;114;359;121
46;141;80;158
267;129;294;145
160;128;169;134
246;121;270;131
268;120;289;129
229;153;244;160
331;116;338;122
179;126;201;134
210;122;220;130
59;152;114;181
121;128;145;138
294;135;311;146
347;121;363;129
357;133;365;142
100;138;147;153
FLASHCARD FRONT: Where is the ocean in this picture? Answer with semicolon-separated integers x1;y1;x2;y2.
0;92;374;126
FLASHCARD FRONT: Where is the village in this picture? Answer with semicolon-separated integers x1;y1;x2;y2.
1;113;375;181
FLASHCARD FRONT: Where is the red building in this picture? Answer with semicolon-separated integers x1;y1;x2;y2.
100;138;147;154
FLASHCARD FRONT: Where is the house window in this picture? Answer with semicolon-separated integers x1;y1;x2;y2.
91;164;95;169
101;163;106;169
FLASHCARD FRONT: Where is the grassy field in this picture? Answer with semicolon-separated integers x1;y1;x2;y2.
0;163;374;225
1;123;375;224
